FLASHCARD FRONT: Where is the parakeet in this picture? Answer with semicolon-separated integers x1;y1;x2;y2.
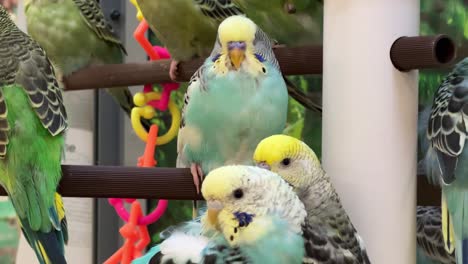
0;6;68;264
23;0;151;129
417;107;455;264
176;15;288;215
135;0;322;112
424;57;468;264
253;134;371;263
417;206;456;264
133;165;307;264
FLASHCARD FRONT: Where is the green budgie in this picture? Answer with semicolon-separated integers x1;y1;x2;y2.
135;0;322;112
424;57;468;264
0;6;68;264
133;165;307;264
24;0;151;129
177;15;288;201
253;135;371;263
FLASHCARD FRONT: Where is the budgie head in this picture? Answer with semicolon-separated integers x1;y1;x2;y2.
210;15;279;76
253;135;323;193
201;165;306;246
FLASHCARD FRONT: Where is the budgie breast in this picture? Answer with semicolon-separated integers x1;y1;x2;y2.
25;0;123;75
0;85;64;232
182;63;288;174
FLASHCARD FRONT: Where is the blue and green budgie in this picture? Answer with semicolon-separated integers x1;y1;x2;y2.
23;0;152;129
134;0;322;112
425;57;468;264
176;15;288;198
0;6;68;264
134;165;307;264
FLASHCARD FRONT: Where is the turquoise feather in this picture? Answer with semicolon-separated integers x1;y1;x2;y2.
178;61;288;174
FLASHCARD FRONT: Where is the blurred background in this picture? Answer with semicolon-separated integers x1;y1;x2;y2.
0;0;466;263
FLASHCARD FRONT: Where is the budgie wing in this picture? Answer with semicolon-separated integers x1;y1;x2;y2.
426;72;467;185
0;28;68;143
194;0;243;21
176;61;211;168
416;206;456;264
72;0;126;54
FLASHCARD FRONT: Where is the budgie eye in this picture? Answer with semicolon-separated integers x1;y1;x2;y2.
281;158;291;166
233;188;244;199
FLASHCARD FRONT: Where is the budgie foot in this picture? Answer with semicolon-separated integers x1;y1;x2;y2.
190;163;204;194
169;60;180;82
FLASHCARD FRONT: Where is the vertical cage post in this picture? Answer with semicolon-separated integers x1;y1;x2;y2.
322;1;419;263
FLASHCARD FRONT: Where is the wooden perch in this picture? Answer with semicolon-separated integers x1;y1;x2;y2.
0;165;439;205
63;36;456;90
63;45;323;91
0;165;203;200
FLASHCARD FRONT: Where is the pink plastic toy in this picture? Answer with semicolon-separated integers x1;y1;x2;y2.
143;46;180;111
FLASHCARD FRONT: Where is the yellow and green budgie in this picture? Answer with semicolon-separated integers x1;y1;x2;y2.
0;6;68;264
23;0;152;129
133;165;307;264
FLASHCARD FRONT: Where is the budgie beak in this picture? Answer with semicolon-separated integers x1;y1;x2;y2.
228;41;246;70
206;200;223;226
256;161;271;171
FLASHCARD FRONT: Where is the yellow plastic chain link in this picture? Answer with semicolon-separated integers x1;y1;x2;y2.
129;0;144;22
131;92;181;144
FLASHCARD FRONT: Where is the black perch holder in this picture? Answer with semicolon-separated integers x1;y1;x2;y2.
390;34;456;71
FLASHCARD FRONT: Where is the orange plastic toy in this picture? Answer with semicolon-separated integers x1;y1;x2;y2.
103;202;150;264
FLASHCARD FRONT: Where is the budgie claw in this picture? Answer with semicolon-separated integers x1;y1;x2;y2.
169;60;180;82
190;163;204;194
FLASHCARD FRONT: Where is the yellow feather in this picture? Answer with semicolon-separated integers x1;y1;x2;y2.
55;193;65;221
253;134;319;165
201;166;243;201
213;16;265;76
36;241;51;264
442;192;455;253
218;15;256;47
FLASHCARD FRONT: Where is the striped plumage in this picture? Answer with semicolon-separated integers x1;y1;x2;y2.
253;135;370;263
425;57;468;264
0;6;68;264
24;0;152;130
417;206;455;264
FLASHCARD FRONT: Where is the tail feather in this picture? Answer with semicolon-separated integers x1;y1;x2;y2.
442;192;455;253
19;217;67;264
16;192;67;264
463;239;468;264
